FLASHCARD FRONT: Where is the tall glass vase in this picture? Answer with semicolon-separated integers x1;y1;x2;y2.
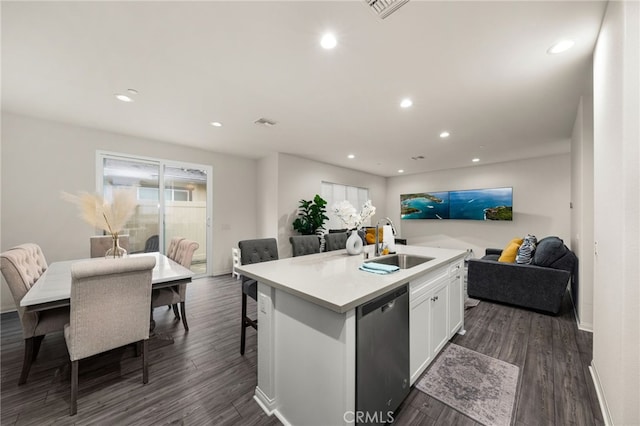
345;229;364;255
105;234;127;258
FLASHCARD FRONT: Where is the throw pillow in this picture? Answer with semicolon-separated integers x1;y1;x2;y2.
533;236;568;267
498;237;524;262
516;234;537;264
365;228;382;245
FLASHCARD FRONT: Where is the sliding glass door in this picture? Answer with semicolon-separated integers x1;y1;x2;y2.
98;152;212;276
163;165;208;274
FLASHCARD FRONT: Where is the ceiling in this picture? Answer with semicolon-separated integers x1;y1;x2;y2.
1;1;606;177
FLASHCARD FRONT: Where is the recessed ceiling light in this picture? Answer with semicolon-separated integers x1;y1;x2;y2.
398;169;405;173
547;39;575;54
320;33;337;49
472;158;480;163
115;94;134;102
439;131;450;138
210;122;222;127
347;154;355;159
400;98;413;108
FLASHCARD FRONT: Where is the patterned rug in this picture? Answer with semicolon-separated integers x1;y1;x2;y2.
415;343;519;426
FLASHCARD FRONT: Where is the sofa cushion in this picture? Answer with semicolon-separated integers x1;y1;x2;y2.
516;234;537;264
533;236;568;267
498;238;523;263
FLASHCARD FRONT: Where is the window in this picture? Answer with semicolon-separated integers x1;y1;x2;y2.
321;181;371;230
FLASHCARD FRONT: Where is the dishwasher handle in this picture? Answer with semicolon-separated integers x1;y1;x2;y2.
360;285;408;317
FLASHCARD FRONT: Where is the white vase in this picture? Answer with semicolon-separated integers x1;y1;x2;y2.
345;230;363;255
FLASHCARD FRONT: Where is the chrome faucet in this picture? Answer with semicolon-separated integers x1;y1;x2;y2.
374;217;397;257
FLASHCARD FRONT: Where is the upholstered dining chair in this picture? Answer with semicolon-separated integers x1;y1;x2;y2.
166;236;185;260
324;232;349;252
238;238;278;355
289;235;321;257
151;238;199;331
65;256;156;415
143;235;159;252
0;243;69;385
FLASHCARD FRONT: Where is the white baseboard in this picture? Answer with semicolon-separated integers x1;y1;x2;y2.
589;362;613;426
569;290;594;333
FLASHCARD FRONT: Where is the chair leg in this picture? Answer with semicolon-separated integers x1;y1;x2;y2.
32;335;45;362
179;302;189;331
240;293;247;355
172;304;180;320
70;360;78;416
142;339;149;384
19;337;35;385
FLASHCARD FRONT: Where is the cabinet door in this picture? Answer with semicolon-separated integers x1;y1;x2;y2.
449;263;464;335
430;283;449;359
410;293;431;384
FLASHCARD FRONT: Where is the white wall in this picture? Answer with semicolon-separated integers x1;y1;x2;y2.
257;153;279;239
1;112;258;312
276;153;387;258
592;1;640;424
570;95;595;331
386;154;571;256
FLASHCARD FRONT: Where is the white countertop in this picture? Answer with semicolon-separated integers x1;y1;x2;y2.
236;245;466;313
21;252;194;307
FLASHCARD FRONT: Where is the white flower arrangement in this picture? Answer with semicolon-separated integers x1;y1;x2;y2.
332;200;376;230
62;189;137;238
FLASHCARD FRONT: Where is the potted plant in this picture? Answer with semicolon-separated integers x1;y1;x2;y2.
292;194;329;235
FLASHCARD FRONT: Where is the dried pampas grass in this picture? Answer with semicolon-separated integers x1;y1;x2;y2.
62;189;137;236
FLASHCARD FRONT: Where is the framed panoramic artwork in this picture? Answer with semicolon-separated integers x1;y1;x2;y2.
401;187;513;221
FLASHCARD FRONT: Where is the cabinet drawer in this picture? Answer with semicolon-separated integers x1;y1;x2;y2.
410;267;448;303
449;261;463;277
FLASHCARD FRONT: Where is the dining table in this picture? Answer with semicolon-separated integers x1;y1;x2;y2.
20;253;194;334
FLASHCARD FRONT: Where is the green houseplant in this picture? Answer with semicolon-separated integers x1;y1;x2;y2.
292;194;329;235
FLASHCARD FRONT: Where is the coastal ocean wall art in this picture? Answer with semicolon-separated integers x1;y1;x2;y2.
401;187;513;221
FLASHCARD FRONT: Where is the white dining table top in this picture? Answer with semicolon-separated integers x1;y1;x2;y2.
20;252;194;308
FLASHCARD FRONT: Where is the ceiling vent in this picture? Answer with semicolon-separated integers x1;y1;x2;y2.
254;117;277;127
365;0;410;19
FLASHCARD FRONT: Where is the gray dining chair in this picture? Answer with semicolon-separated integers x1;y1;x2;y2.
151;238;199;331
0;243;70;385
238;238;278;355
65;256;156;415
324;232;349;251
289;235;321;257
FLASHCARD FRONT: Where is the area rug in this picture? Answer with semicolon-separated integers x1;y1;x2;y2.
415;343;519;426
465;297;481;309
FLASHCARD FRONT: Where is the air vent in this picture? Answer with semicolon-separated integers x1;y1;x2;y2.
365;0;410;19
254;117;277;127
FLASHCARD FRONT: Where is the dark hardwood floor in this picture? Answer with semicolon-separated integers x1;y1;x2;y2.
1;275;603;425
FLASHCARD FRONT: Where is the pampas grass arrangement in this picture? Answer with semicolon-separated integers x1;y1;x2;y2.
62;189;137;238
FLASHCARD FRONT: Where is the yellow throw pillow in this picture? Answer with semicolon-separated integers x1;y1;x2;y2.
498;238;524;263
365;228;383;244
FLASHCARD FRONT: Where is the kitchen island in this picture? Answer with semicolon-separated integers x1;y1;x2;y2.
236;244;466;426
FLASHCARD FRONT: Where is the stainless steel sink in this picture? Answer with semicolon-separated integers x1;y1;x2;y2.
367;254;434;269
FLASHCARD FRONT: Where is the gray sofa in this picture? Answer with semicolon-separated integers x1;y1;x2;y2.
467;236;577;315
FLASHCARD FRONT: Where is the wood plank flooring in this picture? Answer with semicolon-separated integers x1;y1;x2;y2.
1;275;603;425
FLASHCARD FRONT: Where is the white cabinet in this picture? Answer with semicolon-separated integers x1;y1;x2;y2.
429;281;449;359
409;266;449;384
409;259;465;385
448;261;464;335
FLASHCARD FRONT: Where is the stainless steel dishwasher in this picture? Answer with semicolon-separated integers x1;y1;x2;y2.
356;284;409;424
